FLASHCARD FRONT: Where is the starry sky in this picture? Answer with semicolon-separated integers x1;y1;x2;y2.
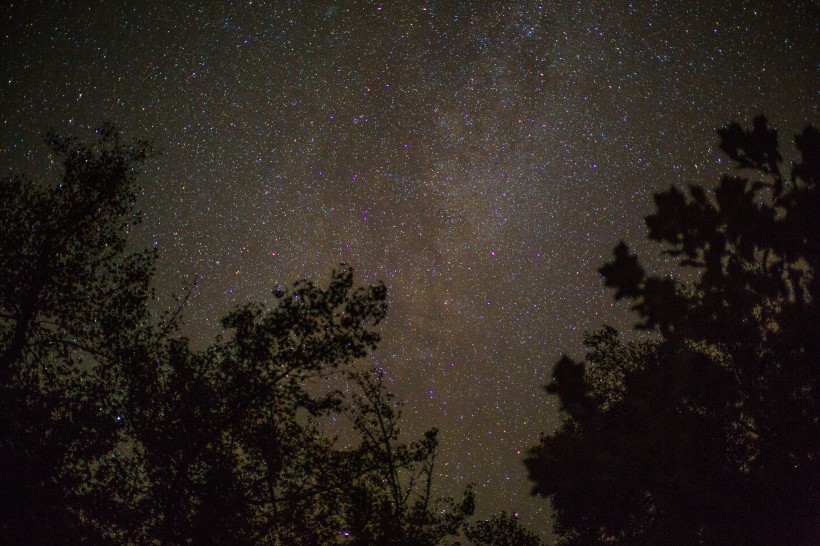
1;0;816;538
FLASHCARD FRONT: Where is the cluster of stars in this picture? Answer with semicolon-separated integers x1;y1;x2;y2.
1;0;815;538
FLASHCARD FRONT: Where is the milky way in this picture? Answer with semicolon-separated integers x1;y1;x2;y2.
1;0;815;537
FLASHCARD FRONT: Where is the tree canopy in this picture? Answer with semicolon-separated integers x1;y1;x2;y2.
1;125;542;545
1;125;157;543
526;117;820;545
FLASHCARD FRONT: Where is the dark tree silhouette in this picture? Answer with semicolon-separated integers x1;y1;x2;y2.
341;368;475;545
464;511;544;546
105;266;392;544
526;117;820;545
0;124;156;543
1;126;540;545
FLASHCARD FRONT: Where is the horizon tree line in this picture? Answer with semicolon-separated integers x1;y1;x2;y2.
2;114;817;544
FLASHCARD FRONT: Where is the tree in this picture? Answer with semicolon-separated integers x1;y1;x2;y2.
0;124;156;543
2;125;539;545
464;511;544;546
101;265;391;544
341;368;475;546
68;265;477;545
0;127;548;546
526;117;820;545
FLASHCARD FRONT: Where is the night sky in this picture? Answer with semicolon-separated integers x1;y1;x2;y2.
2;0;816;537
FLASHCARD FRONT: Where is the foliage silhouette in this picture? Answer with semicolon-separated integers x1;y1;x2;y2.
526;117;820;545
1;126;542;545
464;511;544;546
0;124;156;543
109;265;394;544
